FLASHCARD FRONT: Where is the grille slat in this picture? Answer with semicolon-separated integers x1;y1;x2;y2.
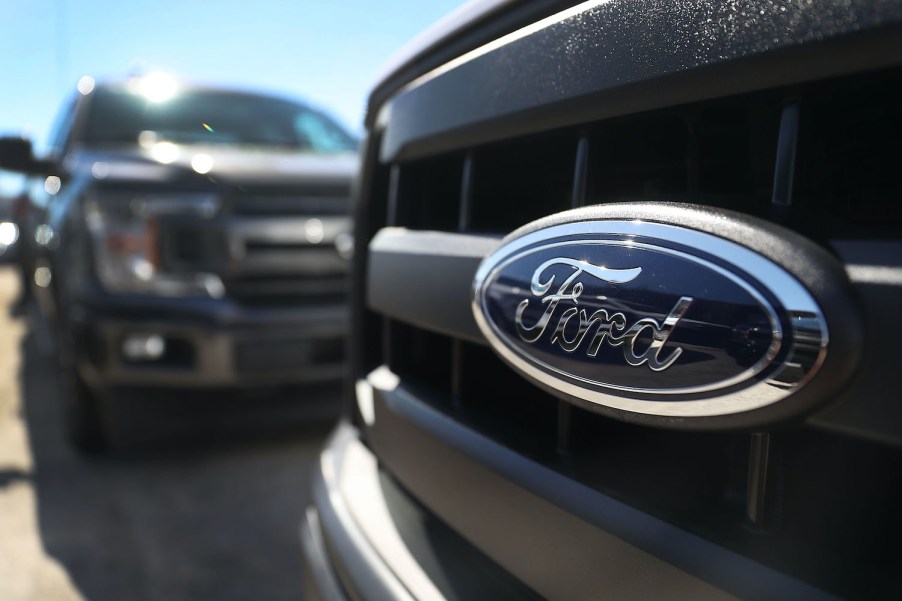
367;229;498;343
771;101;801;209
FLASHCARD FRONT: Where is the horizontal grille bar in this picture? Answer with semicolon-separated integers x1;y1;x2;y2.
226;216;350;277
231;248;347;276
227;215;350;245
368;229;500;343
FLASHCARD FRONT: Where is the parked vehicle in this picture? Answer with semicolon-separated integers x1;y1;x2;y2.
0;75;357;452
302;1;902;599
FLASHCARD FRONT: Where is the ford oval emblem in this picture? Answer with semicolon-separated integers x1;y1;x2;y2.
472;211;833;421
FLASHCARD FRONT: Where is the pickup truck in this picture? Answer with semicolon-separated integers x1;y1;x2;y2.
0;75;356;452
301;1;902;599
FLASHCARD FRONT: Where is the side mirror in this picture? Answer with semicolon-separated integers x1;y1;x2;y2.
0;136;57;175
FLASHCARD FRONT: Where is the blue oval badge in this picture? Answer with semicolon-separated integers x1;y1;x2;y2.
472;219;828;418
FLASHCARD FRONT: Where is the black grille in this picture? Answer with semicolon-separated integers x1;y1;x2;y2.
225;273;347;307
468;134;576;232
159;221;220;272
155;187;351;308
231;185;350;216
385;91;790;235
234;336;344;374
585;103;779;211
360;68;902;599
795;75;902;231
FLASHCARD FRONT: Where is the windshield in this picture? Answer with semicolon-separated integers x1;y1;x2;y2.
83;86;357;153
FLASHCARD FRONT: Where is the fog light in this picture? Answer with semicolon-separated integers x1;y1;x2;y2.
122;334;165;361
34;267;52;288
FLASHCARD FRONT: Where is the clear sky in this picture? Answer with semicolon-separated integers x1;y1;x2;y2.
0;0;465;192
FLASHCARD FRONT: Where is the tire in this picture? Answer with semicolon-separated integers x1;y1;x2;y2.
60;365;109;454
57;335;110;455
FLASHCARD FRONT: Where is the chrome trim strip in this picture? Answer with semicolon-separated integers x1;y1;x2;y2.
313;437;417;601
399;0;609;93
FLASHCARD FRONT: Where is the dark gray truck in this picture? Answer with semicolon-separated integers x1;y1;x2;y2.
0;76;356;451
302;1;902;599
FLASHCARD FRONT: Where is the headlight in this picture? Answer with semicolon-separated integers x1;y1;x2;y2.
0;222;19;246
85;191;224;297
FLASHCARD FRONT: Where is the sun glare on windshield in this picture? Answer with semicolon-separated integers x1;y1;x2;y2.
128;72;180;103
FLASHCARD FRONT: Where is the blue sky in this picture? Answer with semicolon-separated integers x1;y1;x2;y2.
0;0;465;192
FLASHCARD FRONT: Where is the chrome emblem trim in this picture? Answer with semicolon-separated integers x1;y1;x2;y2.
472;220;828;418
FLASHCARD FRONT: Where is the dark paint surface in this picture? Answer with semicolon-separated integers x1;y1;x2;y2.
381;0;902;158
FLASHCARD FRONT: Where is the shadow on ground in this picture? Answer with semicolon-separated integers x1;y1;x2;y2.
20;325;338;601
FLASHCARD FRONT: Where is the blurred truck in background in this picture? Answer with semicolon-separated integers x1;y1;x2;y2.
0;74;357;452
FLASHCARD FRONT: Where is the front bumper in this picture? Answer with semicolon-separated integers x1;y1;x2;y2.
71;295;347;389
304;377;839;601
301;425;419;601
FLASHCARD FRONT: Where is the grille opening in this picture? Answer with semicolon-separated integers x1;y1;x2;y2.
587;114;689;202
562;406;748;524
771;429;902;597
360;160;392;374
311;337;345;365
585;98;781;215
456;342;558;457
226;273;347;307
361;313;386;375
243;241;324;252
795;70;902;234
468;134;576;233
388;320;454;406
395;153;464;230
235;336;344;374
166;225;206;263
232;185;351;216
228;293;347;308
693;102;779;198
159;223;218;271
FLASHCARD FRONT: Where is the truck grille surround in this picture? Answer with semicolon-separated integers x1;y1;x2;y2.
224;186;350;307
161;186;351;307
350;2;902;599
